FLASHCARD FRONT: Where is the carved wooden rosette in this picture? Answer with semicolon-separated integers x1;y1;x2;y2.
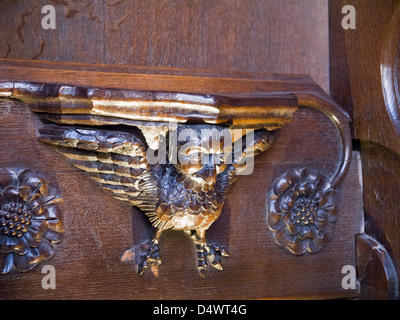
0;168;64;274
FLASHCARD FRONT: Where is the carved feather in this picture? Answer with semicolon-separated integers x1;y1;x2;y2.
37;121;276;232
38;125;158;212
6;82;298;131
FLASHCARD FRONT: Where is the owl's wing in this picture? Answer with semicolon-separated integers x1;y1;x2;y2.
38;124;159;218
230;129;277;177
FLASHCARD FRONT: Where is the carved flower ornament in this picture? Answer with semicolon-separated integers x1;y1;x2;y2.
267;168;337;255
0;168;64;274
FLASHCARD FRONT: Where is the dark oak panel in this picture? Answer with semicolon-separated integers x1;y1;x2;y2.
330;0;400;297
330;0;400;153
0;0;329;92
0;0;104;64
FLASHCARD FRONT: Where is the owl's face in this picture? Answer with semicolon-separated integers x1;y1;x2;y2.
175;125;233;185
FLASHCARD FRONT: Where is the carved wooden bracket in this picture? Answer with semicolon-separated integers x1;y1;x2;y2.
0;82;351;270
0;59;353;282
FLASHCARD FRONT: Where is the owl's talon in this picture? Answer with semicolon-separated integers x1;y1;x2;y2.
199;267;207;278
191;232;229;276
138;237;162;275
138;260;148;275
220;248;230;257
212;262;223;271
211;253;223;269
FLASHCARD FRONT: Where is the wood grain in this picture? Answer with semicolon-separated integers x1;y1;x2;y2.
357;233;398;299
359;141;400;294
103;0;329;92
0;0;329;92
0;0;104;63
330;0;400;155
0;58;322;95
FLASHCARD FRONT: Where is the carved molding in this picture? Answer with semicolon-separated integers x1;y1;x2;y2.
356;234;399;299
381;2;400;135
0;168;64;274
0;81;298;130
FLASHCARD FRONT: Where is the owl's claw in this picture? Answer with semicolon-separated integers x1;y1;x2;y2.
196;241;229;277
188;231;229;277
138;237;162;275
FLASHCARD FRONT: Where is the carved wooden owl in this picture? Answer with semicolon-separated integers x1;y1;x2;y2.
38;123;275;276
6;82;294;276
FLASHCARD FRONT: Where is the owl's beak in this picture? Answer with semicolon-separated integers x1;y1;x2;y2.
195;164;217;185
